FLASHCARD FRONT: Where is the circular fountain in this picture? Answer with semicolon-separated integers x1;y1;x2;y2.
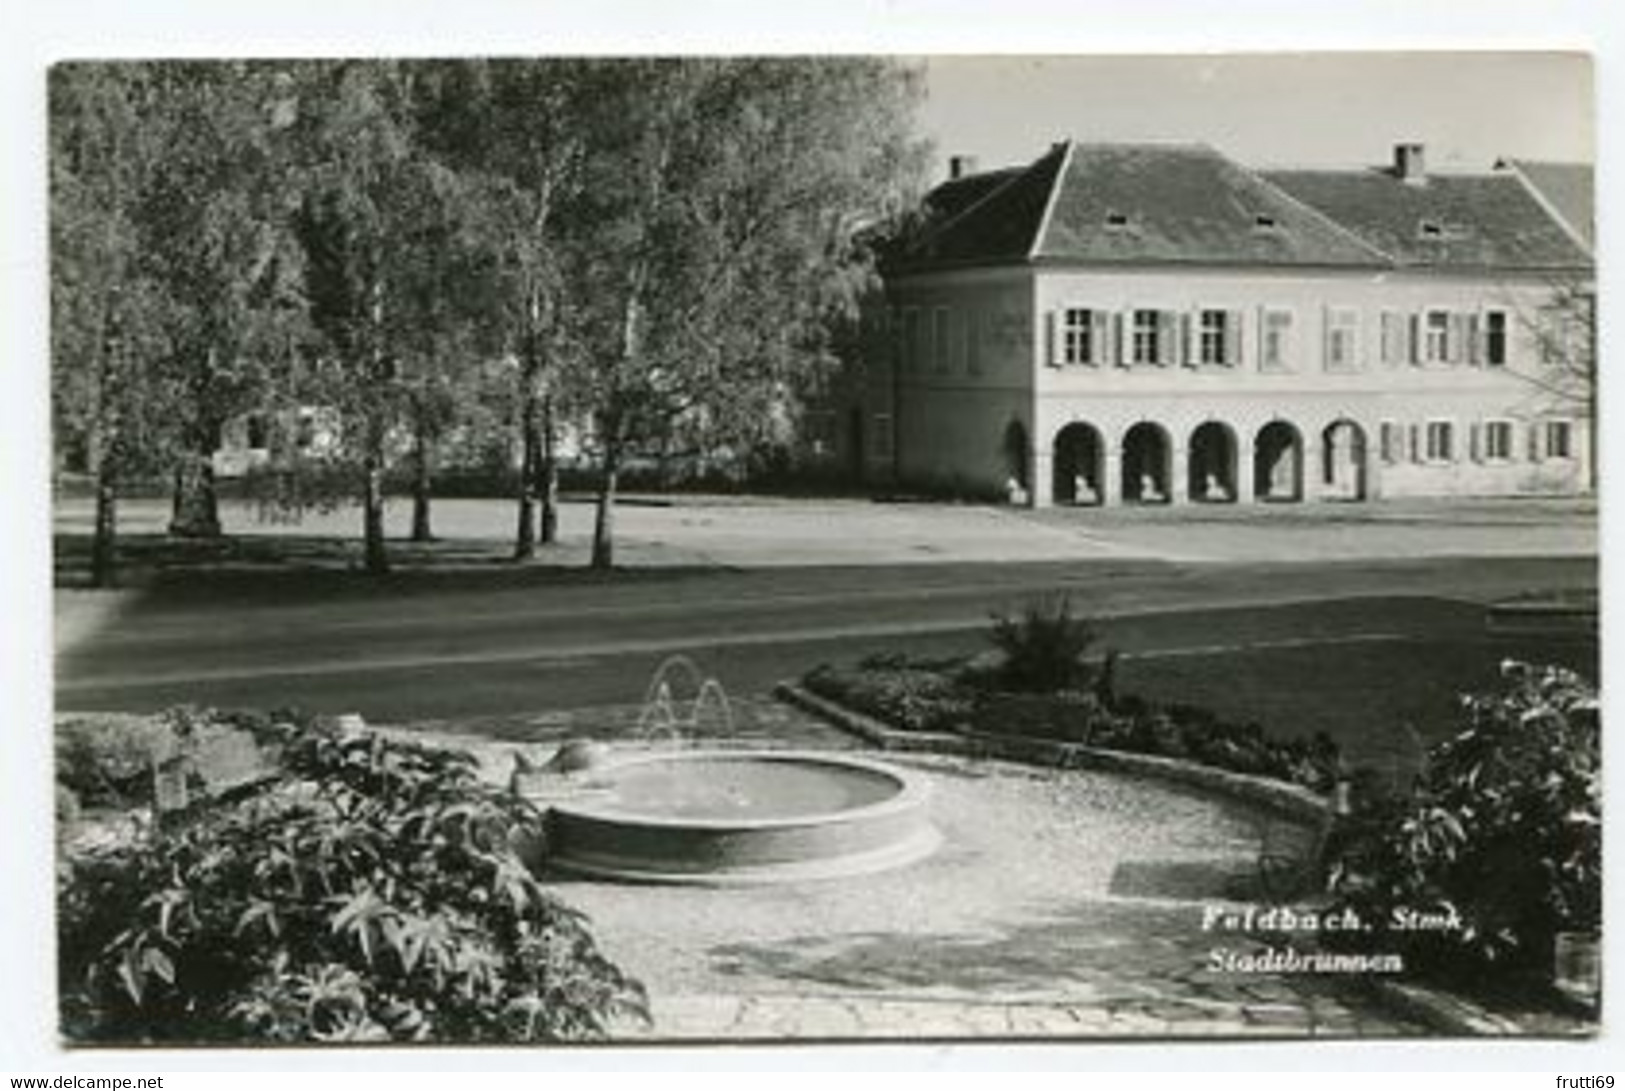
545;749;939;884
516;656;938;884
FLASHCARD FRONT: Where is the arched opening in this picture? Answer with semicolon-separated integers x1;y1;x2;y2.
1321;419;1369;501
1187;421;1238;503
1121;422;1172;504
1053;422;1104;506
1253;421;1304;502
1001;419;1030;503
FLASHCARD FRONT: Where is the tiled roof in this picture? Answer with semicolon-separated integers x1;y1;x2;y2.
900;143;1069;265
1500;159;1594;253
888;141;1593;275
921;166;1025;224
1262;168;1592;271
1033;143;1386;266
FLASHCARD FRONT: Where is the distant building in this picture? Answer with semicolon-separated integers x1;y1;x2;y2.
212;405;343;477
846;141;1595;506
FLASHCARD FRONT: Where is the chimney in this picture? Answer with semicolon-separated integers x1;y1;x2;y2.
948;154;980;180
1394;142;1427;185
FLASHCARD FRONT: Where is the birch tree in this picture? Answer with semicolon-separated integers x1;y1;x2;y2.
561;58;925;568
50;64;176;586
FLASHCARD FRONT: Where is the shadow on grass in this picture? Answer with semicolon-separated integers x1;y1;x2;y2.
53;531;727;600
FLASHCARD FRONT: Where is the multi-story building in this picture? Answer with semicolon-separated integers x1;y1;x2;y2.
851;141;1594;507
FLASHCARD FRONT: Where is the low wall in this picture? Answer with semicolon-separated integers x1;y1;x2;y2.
775;681;1331;824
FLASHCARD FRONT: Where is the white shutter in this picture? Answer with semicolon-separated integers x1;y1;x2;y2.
1322;305;1334;370
1115;311;1129;367
1408;314;1422;366
1227;310;1243;367
1044;311;1059;368
1467;313;1483;366
1163;310;1181;367
1449;313;1469;366
1469;422;1482;462
1529;421;1544;462
1409;423;1422;463
1091;310;1108;367
1181;312;1197;368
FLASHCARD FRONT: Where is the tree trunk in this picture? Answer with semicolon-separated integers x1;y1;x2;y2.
540;394;559;545
91;450;118;589
514;385;539;560
168;426;222;538
590;444;618;570
411;410;433;543
362;418;390;575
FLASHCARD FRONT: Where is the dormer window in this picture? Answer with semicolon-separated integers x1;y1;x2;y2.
1252;213;1279;232
1417;219;1468;241
1104;211;1133;230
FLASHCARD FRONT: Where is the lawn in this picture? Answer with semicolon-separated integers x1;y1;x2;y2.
1115;632;1598;773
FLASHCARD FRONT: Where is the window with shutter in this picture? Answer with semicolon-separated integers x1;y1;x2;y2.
966;309;981;375
1449;313;1471;365
1483;420;1513;461
1379;420;1401;464
1131;309;1160;365
1545;420;1574;460
1161;310;1181;366
1380;312;1406;366
1198;309;1225;366
1060;307;1100;366
1424;309;1451;364
933;307;949;373
1483;310;1508;366
1425;420;1455;463
1259;308;1293;372
1325;308;1360;372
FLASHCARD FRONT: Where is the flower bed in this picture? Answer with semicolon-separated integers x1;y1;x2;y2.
802;653;1340;792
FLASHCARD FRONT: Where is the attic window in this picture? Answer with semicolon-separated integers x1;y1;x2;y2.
1417;219;1469;241
1252;214;1280;232
1104;211;1133;230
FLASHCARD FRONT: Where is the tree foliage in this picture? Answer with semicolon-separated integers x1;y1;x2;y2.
51;58;928;577
50;64;179;585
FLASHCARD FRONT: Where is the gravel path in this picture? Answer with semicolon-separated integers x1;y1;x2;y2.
385;707;1429;1041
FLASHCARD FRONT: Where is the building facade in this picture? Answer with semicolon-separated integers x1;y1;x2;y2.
856;141;1595;507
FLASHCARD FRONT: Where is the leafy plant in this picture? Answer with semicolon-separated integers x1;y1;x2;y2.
58;720;646;1043
987;596;1098;693
804;662;974;734
1325;661;1600;978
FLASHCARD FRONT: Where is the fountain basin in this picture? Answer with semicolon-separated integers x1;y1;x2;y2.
542;750;939;885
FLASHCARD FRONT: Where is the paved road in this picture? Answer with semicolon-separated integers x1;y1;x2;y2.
56;552;1596;721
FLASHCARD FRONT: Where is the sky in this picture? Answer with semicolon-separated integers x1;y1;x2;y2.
917;53;1593;181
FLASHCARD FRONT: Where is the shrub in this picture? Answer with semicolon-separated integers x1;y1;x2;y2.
56;715;180;809
804;663;974;734
58;723;647;1044
1325;661;1600;979
987;596;1098;693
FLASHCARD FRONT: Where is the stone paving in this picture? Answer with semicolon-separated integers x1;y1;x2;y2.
388;701;1432;1043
